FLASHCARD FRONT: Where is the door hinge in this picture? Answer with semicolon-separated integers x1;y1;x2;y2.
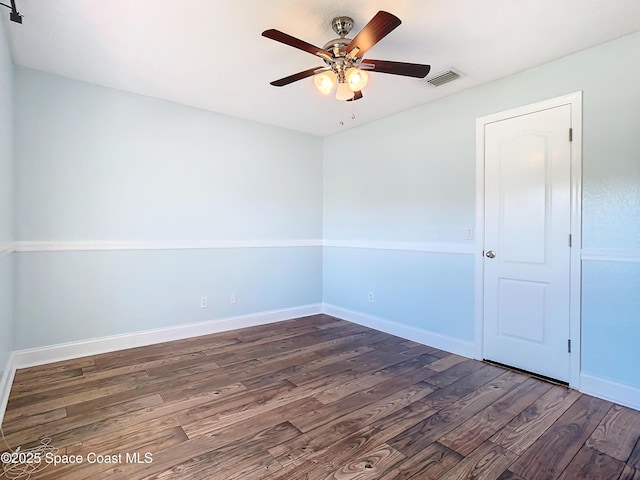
568;339;572;353
568;234;572;247
569;128;573;142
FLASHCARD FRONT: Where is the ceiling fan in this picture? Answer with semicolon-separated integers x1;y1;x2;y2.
262;11;430;101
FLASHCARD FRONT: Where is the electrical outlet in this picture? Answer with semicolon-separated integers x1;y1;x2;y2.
465;227;473;240
368;291;374;303
229;293;237;305
200;296;208;308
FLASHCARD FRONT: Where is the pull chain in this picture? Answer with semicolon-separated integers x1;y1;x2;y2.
338;95;358;126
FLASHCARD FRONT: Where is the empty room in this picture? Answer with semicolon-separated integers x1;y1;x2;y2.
0;1;639;479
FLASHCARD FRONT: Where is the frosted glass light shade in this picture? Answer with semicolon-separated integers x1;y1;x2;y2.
314;71;336;95
346;67;368;92
336;81;354;101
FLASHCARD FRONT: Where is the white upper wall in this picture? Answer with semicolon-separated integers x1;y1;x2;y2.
0;15;14;375
323;31;640;250
14;68;323;242
0;16;12;245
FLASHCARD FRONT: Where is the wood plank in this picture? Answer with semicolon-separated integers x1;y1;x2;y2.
9;369;84;397
490;384;581;454
585;404;640;462
438;441;518;480
236;352;323;390
313;351;438;405
0;407;68;435
80;351;208;380
4;394;165;447
6;370;150;410
389;371;527;457
629;437;640;468
439;377;551;456
270;381;436;465
325;443;406;479
557;445;625;480
89;337;239;369
97;417;304;480
274;345;373;378
255;330;377;364
425;353;469;372
283;404;441;477
12;358;95;380
181;371;360;439
348;344;435;375
509;395;613;480
420;364;505;412
266;419;426;480
8;382;246;450
496;470;526;480
142;352;219;377
4;371;153;422
291;364;438;433
32;426;189;480
378;441;462;480
284;338;409;387
620;465;640;480
143;423;298;480
423;359;487;388
206;323;370;367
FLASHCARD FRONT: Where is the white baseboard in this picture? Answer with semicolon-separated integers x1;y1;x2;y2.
12;304;323;369
0;303;322;426
0;354;16;427
579;373;640;411
322;304;476;358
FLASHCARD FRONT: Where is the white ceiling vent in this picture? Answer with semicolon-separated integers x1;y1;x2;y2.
425;69;461;87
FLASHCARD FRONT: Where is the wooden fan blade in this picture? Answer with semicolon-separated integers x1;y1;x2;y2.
361;59;431;78
346;90;363;102
345;11;401;56
270;67;322;87
262;29;327;57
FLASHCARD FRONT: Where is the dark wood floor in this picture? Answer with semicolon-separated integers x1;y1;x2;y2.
2;315;639;480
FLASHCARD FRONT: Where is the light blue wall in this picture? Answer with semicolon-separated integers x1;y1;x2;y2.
0;18;14;373
14;248;321;348
13;69;323;348
582;261;640;388
15;69;322;242
323;32;640;389
0;256;11;369
323;248;474;340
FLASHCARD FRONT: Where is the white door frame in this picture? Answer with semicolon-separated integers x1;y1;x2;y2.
474;92;583;389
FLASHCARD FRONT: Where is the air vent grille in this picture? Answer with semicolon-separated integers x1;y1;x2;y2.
426;69;461;87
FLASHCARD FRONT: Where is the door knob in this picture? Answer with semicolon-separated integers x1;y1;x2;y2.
486;250;496;258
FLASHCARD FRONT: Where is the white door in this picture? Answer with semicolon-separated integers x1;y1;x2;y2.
483;105;572;382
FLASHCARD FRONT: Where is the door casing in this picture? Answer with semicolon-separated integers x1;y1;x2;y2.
474;92;583;388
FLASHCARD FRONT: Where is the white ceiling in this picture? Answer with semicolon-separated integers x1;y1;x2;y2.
3;0;640;136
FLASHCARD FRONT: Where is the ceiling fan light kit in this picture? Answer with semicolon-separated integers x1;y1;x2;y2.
314;70;337;95
335;80;355;101
262;11;430;103
345;67;368;92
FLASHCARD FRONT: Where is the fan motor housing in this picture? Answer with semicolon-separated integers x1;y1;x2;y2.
322;37;350;54
331;16;354;36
